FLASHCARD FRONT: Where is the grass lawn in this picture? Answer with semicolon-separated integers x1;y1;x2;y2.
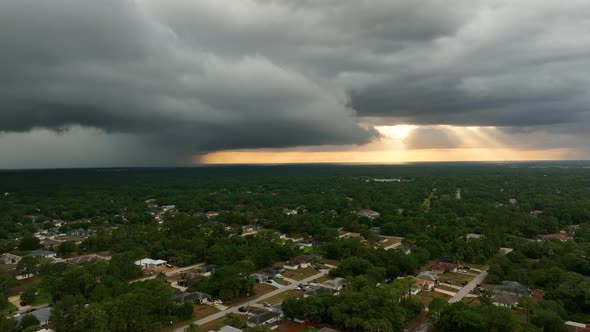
0;302;18;316
274;320;300;332
223;283;276;307
194;304;220;320
273;277;290;286
319;258;340;266
264;290;304;305
282;268;318;281
29;290;52;306
438;272;474;286
418;290;451;307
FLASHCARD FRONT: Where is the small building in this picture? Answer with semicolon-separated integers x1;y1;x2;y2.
172;291;212;304
28;250;57;258
15;307;51;326
134;258;167;269
0;253;22;264
247;308;282;327
357;209;381;219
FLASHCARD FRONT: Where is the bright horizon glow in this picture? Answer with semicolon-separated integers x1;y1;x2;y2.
199;124;577;165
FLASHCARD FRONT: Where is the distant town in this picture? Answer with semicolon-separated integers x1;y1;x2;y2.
0;164;589;332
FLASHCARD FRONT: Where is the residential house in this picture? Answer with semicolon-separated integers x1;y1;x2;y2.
174;271;201;288
410;285;422;295
356;209;381;219
251;273;270;283
415;271;438;290
40;239;62;248
493;292;520;308
11;269;34;280
67;253;111;265
541;233;569;241
283;257;312;270
28;250;57;258
200;264;216;276
283;208;298;216
134;258;167;269
303;285;338;297
218;326;243;332
465;233;483;240
172;291;211;304
15;307;51;326
431;262;457;273
322;277;345;291
247;308;282;328
495;281;530;296
0;253;22;264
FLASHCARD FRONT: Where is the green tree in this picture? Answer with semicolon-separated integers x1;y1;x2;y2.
18;314;40;330
18;236;40;251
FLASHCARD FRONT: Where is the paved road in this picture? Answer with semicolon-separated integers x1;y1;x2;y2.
173;269;329;332
448;269;488;303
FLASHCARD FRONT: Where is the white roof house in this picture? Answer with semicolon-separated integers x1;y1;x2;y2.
134;258;167;268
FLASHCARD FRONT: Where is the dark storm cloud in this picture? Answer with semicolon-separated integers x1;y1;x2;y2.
1;0;589;166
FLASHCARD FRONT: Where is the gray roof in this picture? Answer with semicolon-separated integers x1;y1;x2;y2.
247;308;281;325
28;250;56;257
494;292;520;306
496;281;529;295
416;271;438;281
218;326;243;332
172;291;211;303
323;277;345;288
15;307;51;323
304;285;337;296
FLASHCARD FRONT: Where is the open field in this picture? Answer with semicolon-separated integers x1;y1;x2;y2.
417;290;451;307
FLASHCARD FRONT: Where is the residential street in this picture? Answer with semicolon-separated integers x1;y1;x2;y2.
448;269;488;303
173;268;330;332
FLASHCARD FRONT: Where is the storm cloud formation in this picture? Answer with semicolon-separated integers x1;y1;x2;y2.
1;0;589;166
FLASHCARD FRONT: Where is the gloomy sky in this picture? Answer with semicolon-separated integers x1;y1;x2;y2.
1;0;589;168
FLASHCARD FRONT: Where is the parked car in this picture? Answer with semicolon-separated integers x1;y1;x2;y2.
276;275;284;279
263;302;271;307
266;280;273;284
239;306;248;313
165;264;173;268
461;281;468;286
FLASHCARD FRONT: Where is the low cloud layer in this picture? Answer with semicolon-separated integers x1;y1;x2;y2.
1;0;589;166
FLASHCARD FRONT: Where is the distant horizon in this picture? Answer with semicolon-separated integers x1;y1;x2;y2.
2;159;590;172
